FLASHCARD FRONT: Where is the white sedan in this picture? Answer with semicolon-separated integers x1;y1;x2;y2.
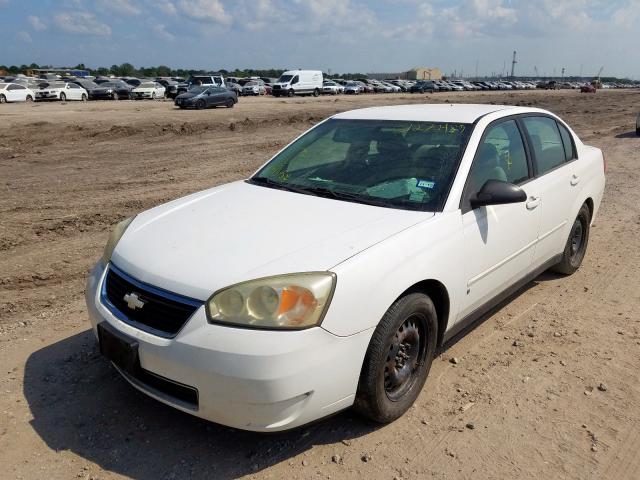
322;80;343;95
131;81;166;100
86;104;605;432
0;82;36;103
36;82;88;101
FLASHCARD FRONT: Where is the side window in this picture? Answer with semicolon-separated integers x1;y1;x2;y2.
557;122;576;161
291;75;299;85
521;116;566;174
7;84;17;90
467;120;530;197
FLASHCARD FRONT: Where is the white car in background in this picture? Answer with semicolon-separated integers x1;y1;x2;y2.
36;82;88;101
0;82;35;103
131;81;166;100
241;81;266;96
87;104;605;432
322;80;343;95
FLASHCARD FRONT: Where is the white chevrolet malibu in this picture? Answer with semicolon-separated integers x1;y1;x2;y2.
86;104;606;431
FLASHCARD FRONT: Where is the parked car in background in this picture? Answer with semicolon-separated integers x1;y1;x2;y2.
36;82;88;101
272;70;323;97
225;82;243;95
177;74;226;95
87;103;605;432
241;80;266;96
156;78;180;98
174;86;237;109
0;82;35;103
636;112;640;136
71;79;103;99
344;81;363;94
322;80;343;95
132;81;166;100
410;80;437;93
123;78;143;88
91;81;134;100
580;84;596;94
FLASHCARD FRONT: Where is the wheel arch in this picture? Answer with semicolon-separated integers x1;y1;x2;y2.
584;197;594;220
400;279;450;347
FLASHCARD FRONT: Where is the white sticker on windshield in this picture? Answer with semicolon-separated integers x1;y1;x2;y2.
416;179;435;189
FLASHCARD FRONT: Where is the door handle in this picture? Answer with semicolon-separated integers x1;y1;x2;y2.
570;174;580;186
526;196;541;210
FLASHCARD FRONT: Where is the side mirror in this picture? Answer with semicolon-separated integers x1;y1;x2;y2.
470;180;527;208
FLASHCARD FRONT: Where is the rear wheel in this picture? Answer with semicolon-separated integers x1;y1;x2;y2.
81;93;87;101
0;94;5;104
112;92;119;100
354;293;437;423
551;204;591;275
59;92;66;102
195;99;206;110
226;98;234;108
313;88;320;97
25;95;33;102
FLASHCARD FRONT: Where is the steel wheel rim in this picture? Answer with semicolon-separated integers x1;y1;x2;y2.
383;314;427;401
570;218;584;256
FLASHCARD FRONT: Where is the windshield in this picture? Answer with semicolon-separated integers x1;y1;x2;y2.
188;86;207;94
139;82;155;88
277;75;293;83
251;119;473;211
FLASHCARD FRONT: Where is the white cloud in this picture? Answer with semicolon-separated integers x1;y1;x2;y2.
612;0;640;28
158;0;177;15
53;12;112;36
178;0;231;25
97;0;142;15
28;15;47;31
152;23;175;40
17;30;32;42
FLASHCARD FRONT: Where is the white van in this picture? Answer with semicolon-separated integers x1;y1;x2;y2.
272;70;323;97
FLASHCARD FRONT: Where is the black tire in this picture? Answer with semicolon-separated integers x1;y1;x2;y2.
59;92;66;102
550;203;591;275
226;98;234;108
313;88;320;97
354;293;438;424
112;92;119;101
636;127;640;136
288;89;295;97
81;93;87;101
152;92;156;100
0;94;5;104
26;95;33;102
195;99;206;110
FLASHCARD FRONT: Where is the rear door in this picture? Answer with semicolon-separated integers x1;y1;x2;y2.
460;118;541;318
519;116;580;266
6;84;22;101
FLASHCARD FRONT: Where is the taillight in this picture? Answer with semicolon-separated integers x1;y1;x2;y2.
602;152;607;173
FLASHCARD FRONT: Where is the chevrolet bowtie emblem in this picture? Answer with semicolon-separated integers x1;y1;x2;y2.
123;292;146;310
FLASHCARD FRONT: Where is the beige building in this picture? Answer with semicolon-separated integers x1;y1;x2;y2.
367;66;442;81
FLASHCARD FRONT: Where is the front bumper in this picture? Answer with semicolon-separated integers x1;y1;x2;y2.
85;262;372;432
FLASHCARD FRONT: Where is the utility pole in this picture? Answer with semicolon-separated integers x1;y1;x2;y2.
561;67;565;82
475;59;479;81
510;50;517;77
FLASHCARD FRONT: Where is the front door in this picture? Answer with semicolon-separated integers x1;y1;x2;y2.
459;119;541;319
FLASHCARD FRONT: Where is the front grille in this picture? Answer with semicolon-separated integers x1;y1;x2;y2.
102;265;203;337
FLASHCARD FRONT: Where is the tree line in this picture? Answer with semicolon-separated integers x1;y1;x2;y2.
0;62;370;80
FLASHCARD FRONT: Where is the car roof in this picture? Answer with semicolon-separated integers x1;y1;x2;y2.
332;104;519;123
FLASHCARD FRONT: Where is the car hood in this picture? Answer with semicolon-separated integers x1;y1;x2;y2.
111;181;432;300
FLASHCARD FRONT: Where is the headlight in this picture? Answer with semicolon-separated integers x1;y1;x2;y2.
101;216;135;266
206;272;336;330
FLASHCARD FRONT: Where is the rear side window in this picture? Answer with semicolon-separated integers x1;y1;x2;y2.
557;122;576;161
521;116;566;175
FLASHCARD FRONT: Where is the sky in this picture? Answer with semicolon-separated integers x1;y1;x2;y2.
0;0;638;78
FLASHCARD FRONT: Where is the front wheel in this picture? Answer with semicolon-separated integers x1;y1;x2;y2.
195;99;206;110
226;98;234;108
354;293;437;424
287;89;294;97
550;204;591;275
26;95;33;102
313;88;320;97
59;93;66;102
112;92;119;101
81;93;87;101
0;94;5;104
151;92;156;100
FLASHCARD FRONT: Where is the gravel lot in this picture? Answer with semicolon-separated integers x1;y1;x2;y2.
1;89;639;480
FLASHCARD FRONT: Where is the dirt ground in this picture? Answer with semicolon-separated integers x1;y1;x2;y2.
1;89;639;480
